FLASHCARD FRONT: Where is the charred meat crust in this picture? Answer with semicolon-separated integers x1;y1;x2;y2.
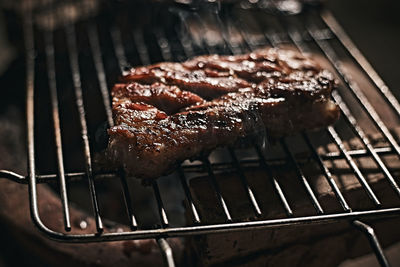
108;48;340;179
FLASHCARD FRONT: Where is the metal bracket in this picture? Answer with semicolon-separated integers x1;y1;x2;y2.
0;170;26;183
157;238;176;267
353;220;390;267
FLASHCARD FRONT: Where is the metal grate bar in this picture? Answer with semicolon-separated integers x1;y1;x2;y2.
204;157;233;222
211;16;295;217
112;22;173;261
65;23;103;233
44;29;71;231
24;10;44;237
175;25;195;58
283;19;398;195
210;12;241;55
171;18;234;222
151;26;202;225
192;15;218;54
182;17;265;218
293;16;400;205
353;220;390;267
173;13;200;58
154;28;174;61
321;11;400;118
277;16;384;211
6;144;399;184
179;30;263;220
303;133;351;212
256;14;383;207
12;208;400;242
119;170;138;230
178;168;201;224
24;6;79;242
306;22;400;159
236;14;353;215
133;28;151;66
255;146;294;217
110;27;129;73
87;23;114;127
231;15;348;213
327;126;381;206
280;139;324;214
247;12;397;200
333;91;400;198
157;238;176;267
323;147;393;160
229;16;261;51
152;180;170;227
229;148;262;217
0;170;25;183
261;22;282;48
112;20;199;232
89;21;139;230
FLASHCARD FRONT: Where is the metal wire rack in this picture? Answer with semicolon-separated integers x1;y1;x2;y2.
1;1;400;266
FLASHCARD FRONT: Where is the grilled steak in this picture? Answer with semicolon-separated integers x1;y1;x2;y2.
108;48;339;179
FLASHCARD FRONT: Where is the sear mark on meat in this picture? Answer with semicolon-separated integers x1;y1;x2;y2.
107;47;340;179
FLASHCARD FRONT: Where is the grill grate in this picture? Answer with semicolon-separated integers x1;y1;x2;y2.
1;1;400;266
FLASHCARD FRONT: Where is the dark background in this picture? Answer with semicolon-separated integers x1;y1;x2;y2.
328;0;400;93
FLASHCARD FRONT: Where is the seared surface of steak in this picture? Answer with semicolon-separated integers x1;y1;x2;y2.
108;48;339;179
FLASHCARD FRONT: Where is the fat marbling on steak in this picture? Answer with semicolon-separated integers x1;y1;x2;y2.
107;48;340;179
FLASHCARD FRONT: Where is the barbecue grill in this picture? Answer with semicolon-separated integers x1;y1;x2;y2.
0;0;400;266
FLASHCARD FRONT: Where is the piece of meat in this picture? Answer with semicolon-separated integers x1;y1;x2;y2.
108;48;340;179
121;62;251;99
112;82;204;114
